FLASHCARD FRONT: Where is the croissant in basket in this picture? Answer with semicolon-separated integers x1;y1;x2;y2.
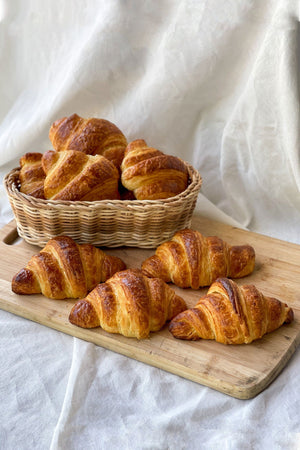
169;277;294;344
141;228;255;289
49;113;128;169
120;139;189;200
41;149;120;201
19;152;46;199
69;268;187;339
12;236;126;299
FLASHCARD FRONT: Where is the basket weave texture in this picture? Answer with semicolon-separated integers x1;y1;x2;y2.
4;162;202;248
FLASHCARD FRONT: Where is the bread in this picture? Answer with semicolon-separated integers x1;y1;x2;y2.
120;139;189;200
19;152;46;198
141;228;255;289
69;268;187;339
12;236;126;299
41;149;120;201
49;113;127;169
169;277;294;344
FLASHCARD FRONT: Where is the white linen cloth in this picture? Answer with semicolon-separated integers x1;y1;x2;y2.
0;1;299;449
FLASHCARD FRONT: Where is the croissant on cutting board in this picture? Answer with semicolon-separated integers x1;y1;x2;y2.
49;113;128;169
41;149;120;201
69;268;187;339
12;236;126;299
169;277;294;344
141;228;255;288
19;152;46;199
120;139;189;200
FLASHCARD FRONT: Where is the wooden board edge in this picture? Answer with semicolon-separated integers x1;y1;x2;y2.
191;215;300;250
0;220;19;243
1;289;299;400
1;218;300;399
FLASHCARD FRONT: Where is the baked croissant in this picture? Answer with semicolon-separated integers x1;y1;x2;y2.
169;277;294;344
120;139;189;200
69;268;187;339
12;236;126;299
41;149;120;201
19;152;46;198
142;229;255;289
49;113;128;169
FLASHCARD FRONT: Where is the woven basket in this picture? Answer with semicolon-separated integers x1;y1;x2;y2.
4;162;202;248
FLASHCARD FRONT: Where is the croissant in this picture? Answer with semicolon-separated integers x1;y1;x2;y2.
141;228;255;288
120;139;189;200
12;236;126;299
69;268;187;339
49;113;128;169
19;152;46;198
169;277;294;344
41;149;120;201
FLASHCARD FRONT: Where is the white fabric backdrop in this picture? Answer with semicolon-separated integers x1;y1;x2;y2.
0;1;300;449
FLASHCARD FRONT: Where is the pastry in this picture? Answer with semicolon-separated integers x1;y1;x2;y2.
42;149;120;201
12;236;126;299
141;228;255;288
19;152;45;198
69;268;187;339
120;139;189;200
169;277;294;344
49;113;127;169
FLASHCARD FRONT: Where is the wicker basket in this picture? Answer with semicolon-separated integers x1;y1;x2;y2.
4;162;202;248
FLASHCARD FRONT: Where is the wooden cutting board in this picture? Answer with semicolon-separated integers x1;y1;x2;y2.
0;216;299;399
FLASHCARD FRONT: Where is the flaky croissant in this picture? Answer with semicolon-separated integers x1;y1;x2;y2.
41;149;120;201
19;152;46;199
49;113;128;169
141;228;255;289
169;277;294;344
69;268;187;339
12;236;126;299
120;139;189;200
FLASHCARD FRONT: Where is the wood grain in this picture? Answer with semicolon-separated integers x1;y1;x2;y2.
0;217;299;399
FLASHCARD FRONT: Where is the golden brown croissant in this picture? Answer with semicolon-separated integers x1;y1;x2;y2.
41;149;120;201
141;228;255;288
120;139;189;200
19;152;46;198
69;268;187;339
12;236;126;299
169;277;294;344
49;113;128;169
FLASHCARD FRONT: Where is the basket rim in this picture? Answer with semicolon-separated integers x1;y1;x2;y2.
4;161;202;210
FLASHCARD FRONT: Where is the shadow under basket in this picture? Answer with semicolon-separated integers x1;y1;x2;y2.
4;163;202;248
